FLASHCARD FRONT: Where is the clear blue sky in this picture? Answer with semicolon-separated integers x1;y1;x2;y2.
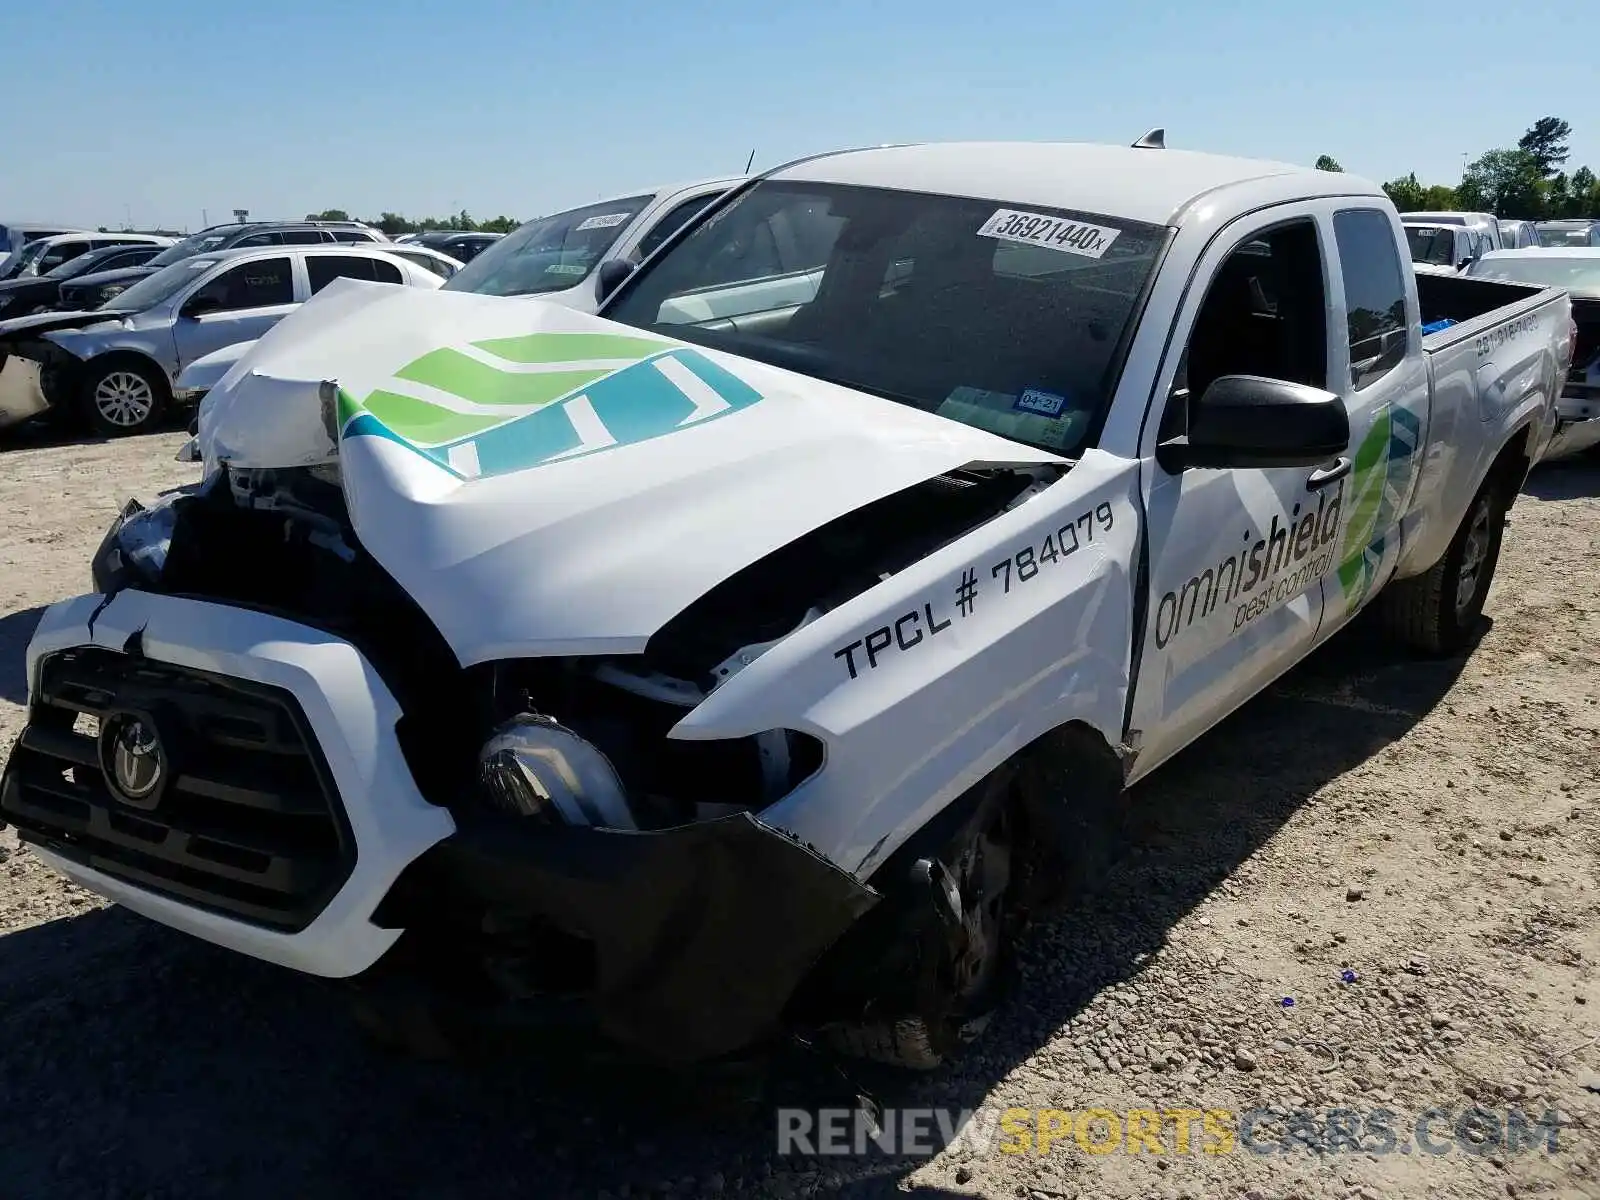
5;0;1595;232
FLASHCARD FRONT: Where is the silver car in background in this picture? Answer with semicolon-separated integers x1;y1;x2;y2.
0;245;442;437
443;176;743;312
169;179;744;412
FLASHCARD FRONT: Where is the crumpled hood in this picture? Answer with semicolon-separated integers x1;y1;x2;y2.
0;308;133;344
198;279;1066;664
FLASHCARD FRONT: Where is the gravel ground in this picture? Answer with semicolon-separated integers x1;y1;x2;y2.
2;426;1599;1200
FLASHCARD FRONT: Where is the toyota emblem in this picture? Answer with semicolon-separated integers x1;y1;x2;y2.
98;711;167;809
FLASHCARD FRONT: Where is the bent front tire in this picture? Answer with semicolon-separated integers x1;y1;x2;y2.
1380;478;1506;656
821;787;1021;1071
79;358;169;438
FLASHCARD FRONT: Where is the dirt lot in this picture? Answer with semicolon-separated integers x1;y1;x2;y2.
2;427;1599;1200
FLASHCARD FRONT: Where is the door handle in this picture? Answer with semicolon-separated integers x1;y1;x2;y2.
1306;457;1351;490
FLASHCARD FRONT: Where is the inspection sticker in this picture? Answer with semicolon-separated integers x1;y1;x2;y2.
977;209;1121;259
576;212;632;231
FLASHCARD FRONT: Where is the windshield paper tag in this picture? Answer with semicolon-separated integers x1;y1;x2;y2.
576;213;632;231
1015;388;1067;416
977;209;1121;259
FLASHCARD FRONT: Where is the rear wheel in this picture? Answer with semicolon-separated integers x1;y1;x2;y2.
79;358;168;437
1381;477;1507;655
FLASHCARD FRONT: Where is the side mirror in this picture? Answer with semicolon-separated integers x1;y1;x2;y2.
595;258;635;303
1158;374;1350;472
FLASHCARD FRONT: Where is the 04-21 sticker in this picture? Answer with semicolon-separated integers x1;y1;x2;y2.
977;209;1122;259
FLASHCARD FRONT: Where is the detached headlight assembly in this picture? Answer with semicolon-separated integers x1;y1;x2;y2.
477;715;637;829
88;481;210;594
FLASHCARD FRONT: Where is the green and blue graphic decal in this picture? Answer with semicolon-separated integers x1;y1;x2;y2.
337;330;765;480
1337;403;1421;610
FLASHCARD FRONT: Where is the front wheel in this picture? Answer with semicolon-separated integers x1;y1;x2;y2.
1380;478;1506;655
79;359;168;437
820;792;1018;1070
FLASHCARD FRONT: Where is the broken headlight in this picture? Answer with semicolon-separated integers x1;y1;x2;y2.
477;715;638;830
90;494;179;594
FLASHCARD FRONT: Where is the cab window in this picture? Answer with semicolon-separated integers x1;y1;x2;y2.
1333;208;1409;390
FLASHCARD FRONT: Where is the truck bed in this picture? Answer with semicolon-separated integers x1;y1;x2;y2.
1414;271;1548;346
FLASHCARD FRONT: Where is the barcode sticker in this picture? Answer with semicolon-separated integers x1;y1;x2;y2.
977;209;1121;259
576;213;631;231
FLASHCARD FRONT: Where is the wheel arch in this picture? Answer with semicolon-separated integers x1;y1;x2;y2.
855;716;1127;898
783;716;1128;1047
79;347;174;393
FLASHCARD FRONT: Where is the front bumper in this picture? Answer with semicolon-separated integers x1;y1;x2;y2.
1;590;455;977
1;589;878;1061
379;809;877;1061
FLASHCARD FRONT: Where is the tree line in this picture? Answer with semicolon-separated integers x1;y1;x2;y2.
1316;117;1598;220
304;209;521;235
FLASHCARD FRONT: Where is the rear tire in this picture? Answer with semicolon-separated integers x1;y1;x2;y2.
1380;477;1507;655
79;358;168;437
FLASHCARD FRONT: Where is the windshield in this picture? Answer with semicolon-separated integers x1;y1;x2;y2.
605;180;1168;456
45;248;122;280
146;230;233;268
1405;226;1457;266
1467;254;1600;294
10;239;51;275
443;196;653;296
99;257;220;311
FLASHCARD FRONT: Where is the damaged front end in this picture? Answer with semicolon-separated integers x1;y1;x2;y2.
62;443;1051;1062
25;288;1085;1064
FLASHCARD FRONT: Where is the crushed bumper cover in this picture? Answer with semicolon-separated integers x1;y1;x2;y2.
374;809;879;1064
1543;386;1600;461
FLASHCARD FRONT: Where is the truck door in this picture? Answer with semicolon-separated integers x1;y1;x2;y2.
1126;209;1343;777
1314;206;1429;638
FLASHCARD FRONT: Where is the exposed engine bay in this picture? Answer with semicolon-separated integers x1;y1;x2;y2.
93;458;1060;833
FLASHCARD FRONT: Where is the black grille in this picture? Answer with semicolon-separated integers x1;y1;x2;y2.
0;648;354;932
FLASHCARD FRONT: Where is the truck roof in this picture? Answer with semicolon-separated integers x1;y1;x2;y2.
773;141;1385;227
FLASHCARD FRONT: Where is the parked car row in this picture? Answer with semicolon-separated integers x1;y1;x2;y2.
1400;209;1600;274
0;190;732;444
0;178;742;439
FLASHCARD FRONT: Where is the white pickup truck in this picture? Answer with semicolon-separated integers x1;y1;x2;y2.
1;142;1574;1071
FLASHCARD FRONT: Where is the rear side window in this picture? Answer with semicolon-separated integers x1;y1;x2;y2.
307;254;402;293
1333;209;1409;390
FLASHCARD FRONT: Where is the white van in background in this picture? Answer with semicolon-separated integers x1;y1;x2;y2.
0;220;91;278
1399;210;1503;253
1404;221;1481;274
